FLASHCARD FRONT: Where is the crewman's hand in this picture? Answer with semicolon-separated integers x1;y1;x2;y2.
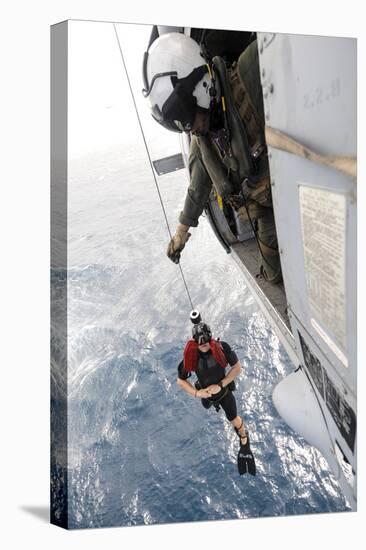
167;228;191;264
206;384;222;395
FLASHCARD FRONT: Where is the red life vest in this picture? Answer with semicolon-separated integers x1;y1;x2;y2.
183;338;227;373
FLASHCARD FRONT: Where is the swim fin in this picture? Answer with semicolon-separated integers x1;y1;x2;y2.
237;430;256;476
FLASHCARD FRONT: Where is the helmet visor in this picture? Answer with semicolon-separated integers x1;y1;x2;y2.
161;85;197;133
151;104;183;133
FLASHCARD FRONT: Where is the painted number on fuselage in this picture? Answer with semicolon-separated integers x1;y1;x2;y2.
303;78;341;109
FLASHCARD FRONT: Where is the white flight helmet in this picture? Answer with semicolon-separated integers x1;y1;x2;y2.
142;32;213;133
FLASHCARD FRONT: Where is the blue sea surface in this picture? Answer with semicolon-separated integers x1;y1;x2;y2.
51;144;350;529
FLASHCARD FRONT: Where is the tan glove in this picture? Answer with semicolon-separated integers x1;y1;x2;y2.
167;228;191;264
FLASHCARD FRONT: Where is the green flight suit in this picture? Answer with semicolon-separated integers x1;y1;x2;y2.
179;40;282;284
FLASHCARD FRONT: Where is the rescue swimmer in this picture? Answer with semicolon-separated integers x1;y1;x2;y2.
142;32;282;284
177;310;256;475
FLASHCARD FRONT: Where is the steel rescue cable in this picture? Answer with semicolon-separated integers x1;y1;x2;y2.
113;24;195;312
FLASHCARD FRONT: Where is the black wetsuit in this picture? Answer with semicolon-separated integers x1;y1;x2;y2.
177;341;239;421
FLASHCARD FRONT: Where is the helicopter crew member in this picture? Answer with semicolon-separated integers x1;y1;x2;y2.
177;311;256;475
142;32;282;284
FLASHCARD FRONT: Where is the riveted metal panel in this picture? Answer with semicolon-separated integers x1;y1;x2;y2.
257;32;356;395
258;33;356;157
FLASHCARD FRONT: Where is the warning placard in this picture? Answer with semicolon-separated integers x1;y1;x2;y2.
299;186;346;351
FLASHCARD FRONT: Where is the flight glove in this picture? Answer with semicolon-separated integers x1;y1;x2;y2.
167;228;191;264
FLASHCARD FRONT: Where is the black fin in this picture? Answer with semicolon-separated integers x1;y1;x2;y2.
246;449;257;476
237;446;249;475
237;431;256;476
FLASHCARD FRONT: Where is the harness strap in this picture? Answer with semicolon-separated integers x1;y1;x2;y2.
229;63;265;158
213;56;254;181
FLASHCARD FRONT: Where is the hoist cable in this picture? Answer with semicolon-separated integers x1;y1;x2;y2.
113;24;195;312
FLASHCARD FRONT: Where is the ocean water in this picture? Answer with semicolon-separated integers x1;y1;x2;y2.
51;143;349;529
